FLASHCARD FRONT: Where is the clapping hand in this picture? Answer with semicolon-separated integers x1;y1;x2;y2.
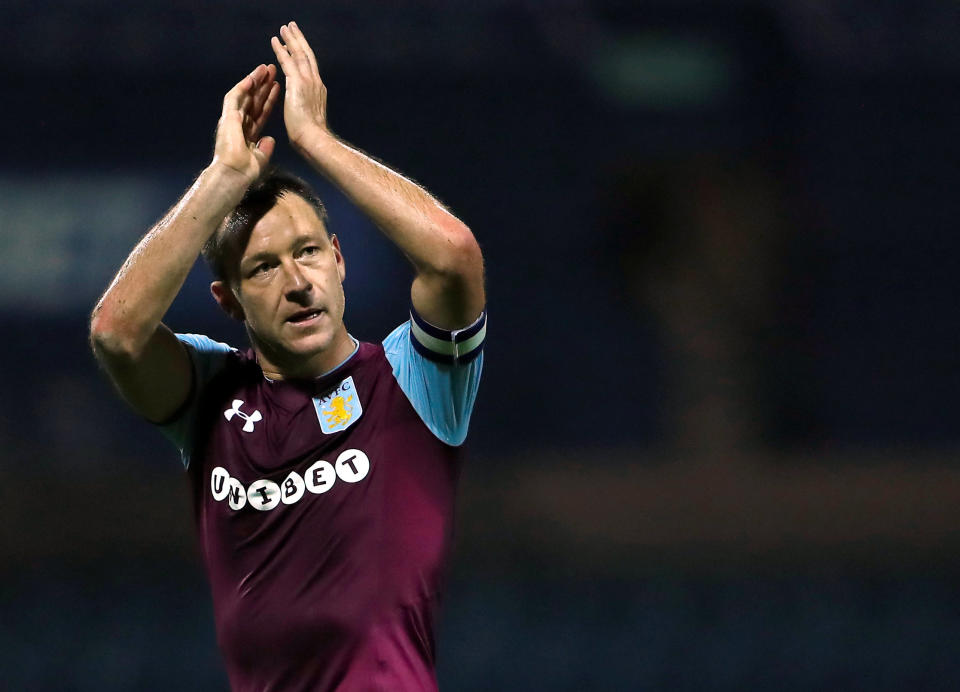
271;22;330;149
212;63;280;182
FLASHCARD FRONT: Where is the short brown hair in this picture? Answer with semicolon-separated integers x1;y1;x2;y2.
202;167;329;285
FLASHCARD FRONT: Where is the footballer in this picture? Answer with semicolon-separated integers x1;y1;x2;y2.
90;21;485;691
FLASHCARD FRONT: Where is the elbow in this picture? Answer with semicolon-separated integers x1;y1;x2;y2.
89;306;144;362
432;221;484;280
89;308;121;359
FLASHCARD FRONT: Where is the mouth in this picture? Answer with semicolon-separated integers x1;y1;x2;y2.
286;308;325;325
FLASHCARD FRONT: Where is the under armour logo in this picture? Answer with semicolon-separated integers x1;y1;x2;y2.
223;399;262;433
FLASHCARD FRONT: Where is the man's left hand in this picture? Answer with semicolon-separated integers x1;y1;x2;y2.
271;22;330;149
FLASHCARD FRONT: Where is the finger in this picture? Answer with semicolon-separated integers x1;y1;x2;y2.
243;64;269;113
250;81;280;140
271;35;298;81
249;64;277;120
254;135;276;162
279;24;312;77
248;76;277;130
284;21;320;76
224;64;267;115
290;22;320;76
223;75;252;113
242;111;255;141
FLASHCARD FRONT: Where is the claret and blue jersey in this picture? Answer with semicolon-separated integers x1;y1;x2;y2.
159;309;485;692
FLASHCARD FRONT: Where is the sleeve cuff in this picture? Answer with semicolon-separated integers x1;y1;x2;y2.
409;308;487;365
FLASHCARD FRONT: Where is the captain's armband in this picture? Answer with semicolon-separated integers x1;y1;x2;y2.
409;309;487;365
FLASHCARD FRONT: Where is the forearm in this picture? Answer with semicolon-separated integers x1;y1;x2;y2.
294;128;479;278
272;22;483;327
90;165;249;357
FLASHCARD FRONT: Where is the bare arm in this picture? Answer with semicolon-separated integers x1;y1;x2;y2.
89;64;279;421
271;22;485;330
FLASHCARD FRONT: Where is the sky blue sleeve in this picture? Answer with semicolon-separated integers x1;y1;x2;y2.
159;333;234;468
382;310;486;447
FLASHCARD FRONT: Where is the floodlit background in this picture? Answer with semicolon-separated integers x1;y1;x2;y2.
2;1;959;689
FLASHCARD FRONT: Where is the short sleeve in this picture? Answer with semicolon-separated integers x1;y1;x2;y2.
382;309;486;447
159;333;234;467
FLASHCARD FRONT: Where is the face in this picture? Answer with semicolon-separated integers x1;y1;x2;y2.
212;193;351;378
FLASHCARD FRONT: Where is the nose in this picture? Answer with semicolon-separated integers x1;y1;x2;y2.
281;260;312;301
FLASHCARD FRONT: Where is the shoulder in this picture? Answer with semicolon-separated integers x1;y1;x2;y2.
158;333;248;467
176;333;235;357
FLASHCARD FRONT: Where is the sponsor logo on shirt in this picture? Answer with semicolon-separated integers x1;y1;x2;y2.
313;376;363;434
210;448;370;512
223;399;262;433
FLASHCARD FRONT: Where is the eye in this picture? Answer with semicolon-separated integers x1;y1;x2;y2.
297;245;321;258
249;262;272;278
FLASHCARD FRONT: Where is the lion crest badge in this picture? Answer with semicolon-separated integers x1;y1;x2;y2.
313;376;363;434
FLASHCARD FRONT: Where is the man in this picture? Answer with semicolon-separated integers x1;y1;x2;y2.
90;21;485;691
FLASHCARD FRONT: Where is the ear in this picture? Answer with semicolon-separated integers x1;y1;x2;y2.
211;281;245;321
331;234;346;283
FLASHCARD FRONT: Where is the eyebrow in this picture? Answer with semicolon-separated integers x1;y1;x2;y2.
240;235;324;267
291;234;325;250
240;251;276;268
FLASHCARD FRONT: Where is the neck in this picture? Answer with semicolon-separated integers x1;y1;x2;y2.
252;326;356;380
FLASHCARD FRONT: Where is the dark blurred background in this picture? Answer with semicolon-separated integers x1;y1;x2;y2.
2;0;960;689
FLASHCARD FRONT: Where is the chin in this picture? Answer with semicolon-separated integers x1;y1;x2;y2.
251;326;329;364
285;332;333;357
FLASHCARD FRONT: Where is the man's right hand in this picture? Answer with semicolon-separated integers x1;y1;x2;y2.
212;63;280;182
91;64;280;425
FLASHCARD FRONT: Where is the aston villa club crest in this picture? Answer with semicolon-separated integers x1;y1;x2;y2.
313;376;363;434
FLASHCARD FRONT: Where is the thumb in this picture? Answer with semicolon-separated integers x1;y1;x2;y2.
253;135;276;163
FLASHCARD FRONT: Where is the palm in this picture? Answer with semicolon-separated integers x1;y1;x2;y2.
271;22;329;146
213;64;280;179
283;83;324;143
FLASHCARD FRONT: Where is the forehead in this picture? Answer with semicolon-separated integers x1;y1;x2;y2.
242;193;328;258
